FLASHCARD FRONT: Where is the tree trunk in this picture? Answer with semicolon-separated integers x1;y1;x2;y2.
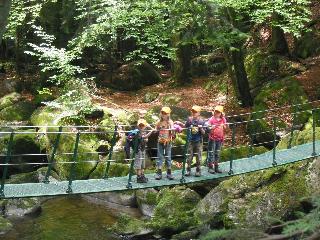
230;47;253;107
174;42;192;85
0;0;11;43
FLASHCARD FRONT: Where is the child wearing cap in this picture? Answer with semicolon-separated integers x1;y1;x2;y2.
134;119;153;183
155;107;174;180
185;106;205;177
206;105;227;174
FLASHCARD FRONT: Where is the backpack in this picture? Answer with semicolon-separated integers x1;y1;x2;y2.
124;129;139;159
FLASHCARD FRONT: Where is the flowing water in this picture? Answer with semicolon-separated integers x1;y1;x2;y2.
1;196;135;240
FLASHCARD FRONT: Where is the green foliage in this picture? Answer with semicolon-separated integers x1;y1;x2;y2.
25;26;95;114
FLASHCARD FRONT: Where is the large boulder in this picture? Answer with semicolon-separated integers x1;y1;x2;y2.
83;191;136;208
0;92;21;110
191;53;227;77
150;186;201;236
107;61;162;91
0;130;47;176
294;30;320;59
0;101;36;122
3;198;41;217
245;50;305;95
0;216;12;235
135;189;158;217
195;162;310;228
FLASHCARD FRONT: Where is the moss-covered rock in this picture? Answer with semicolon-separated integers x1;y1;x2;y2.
294;30;320;59
220;145;268;162
136;189;158;217
83;191;136;207
245;50;305;94
191;54;227;77
107;61;162;91
3;198;41;217
245;50;280;90
30;106;63;126
0;101;36;121
161;94;182;106
0;216;12;235
143;92;159;103
247;77;311;147
89;162;129;179
195;162;310;229
0;130;46;176
109;213;152;236
7;167;59;184
0;92;21;111
150;186;201;235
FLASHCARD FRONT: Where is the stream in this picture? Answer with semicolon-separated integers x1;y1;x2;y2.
1;196;140;240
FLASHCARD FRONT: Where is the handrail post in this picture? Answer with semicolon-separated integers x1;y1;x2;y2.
312;109;317;157
103;125;118;179
248;132;253;158
0;131;14;197
288;111;296;149
126;132;139;189
66;131;81;194
43;126;62;183
272;117;277;166
229;123;236;175
180;127;191;184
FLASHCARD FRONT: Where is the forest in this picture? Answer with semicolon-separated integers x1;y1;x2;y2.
1;0;320;239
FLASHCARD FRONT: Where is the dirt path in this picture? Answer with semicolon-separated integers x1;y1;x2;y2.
296;56;320;101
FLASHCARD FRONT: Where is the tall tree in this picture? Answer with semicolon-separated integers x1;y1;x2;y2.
0;0;11;43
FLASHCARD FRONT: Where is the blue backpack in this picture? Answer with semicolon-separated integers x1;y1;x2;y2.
124;129;139;159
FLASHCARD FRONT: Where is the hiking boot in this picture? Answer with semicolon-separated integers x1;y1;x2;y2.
166;169;174;180
215;164;222;173
195;167;201;177
142;174;149;182
185;167;191;177
155;169;162;180
208;163;215;174
137;175;148;183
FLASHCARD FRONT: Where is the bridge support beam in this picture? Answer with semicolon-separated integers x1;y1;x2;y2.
66;131;81;194
0;131;14;197
43;126;62;184
103;125;118;179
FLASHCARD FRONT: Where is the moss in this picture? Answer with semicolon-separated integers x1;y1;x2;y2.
110;61;162;91
277;127;320;150
247;77;310;146
150;186;201;235
109;213;149;235
0;92;21;111
89;162;129;179
220;145;268;162
245;50;280;89
30;106;62;126
7;167;59;184
0;130;46;176
143;92;159;103
0;216;12;234
161;94;182;106
294;31;320;59
0;101;36;121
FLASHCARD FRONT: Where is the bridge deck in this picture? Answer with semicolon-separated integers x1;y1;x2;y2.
1;141;318;199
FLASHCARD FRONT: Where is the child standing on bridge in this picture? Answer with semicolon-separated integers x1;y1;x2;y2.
155;107;174;180
185;106;205;177
133;119;153;183
206;105;227;174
